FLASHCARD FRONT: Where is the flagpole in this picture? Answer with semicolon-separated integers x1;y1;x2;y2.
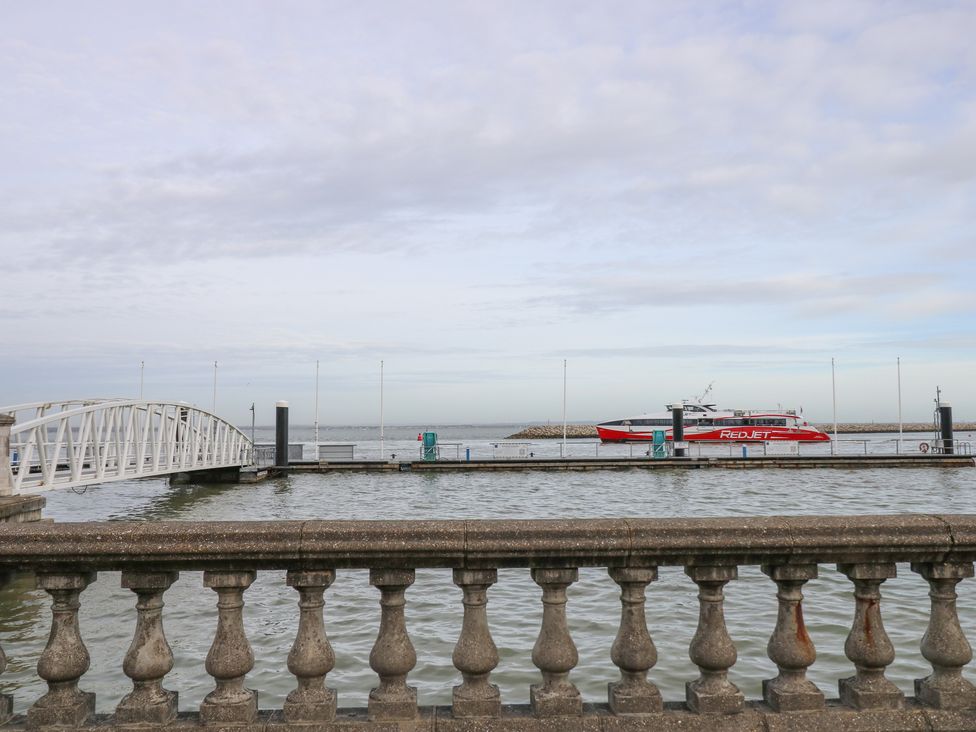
380;360;385;459
212;361;218;413
314;360;320;444
139;360;144;400
897;356;903;453
562;359;567;458
831;357;837;455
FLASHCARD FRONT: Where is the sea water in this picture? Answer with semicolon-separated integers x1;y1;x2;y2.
0;426;974;713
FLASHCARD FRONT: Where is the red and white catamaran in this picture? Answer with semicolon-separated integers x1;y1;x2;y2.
596;400;829;443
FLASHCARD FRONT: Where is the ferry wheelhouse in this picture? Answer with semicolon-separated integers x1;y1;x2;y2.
596;403;829;443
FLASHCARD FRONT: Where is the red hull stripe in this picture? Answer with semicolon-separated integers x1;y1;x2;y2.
596;426;830;443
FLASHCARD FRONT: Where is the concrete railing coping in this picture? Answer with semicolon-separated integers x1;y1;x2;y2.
0;514;969;571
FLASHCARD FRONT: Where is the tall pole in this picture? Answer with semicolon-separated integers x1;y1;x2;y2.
212;361;218;413
562;359;567;458
897;356;903;453
831;357;837;455
250;402;255;447
314;360;320;444
380;360;385;459
139;360;144;400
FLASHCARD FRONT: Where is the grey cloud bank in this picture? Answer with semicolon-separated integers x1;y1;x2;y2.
1;1;974;424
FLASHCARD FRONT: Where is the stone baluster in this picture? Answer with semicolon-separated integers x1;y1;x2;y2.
761;564;824;711
27;572;96;730
685;565;743;714
530;567;582;717
368;568;417;721
911;561;976;710
608;566;662;714
451;568;500;718
200;570;258;724
838;562;903;710
0;571;10;725
284;569;337;722
116;571;179;725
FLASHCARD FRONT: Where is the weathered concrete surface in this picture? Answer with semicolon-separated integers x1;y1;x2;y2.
2;702;976;730
1;514;976;571
0;495;45;523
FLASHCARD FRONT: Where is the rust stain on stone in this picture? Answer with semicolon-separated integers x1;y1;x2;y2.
860;597;877;643
794;604;813;649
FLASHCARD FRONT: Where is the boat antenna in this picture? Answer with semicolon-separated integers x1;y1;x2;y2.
696;381;715;403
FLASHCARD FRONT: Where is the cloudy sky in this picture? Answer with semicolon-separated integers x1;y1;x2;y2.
2;1;974;425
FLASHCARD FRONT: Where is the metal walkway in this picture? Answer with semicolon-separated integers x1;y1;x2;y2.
1;399;252;494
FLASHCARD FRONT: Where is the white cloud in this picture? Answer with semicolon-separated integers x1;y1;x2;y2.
0;1;974;421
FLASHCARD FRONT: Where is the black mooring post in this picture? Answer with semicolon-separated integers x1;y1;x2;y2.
672;403;685;457
939;401;954;455
275;400;289;467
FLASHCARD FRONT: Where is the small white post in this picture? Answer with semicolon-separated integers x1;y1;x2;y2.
212;361;218;413
831;357;838;455
380;360;385;460
139;360;144;400
562;358;567;458
0;413;14;496
897;356;903;454
314;359;320;444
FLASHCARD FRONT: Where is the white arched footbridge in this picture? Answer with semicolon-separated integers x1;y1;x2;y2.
1;399;252;494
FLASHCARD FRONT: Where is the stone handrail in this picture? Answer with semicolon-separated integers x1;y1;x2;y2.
1;515;975;730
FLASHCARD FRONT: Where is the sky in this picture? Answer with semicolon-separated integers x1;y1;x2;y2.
1;1;975;425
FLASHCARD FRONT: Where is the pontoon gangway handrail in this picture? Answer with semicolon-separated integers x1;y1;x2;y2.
0;398;122;423
5;400;253;494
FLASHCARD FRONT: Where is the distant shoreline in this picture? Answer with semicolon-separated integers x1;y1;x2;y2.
506;423;976;439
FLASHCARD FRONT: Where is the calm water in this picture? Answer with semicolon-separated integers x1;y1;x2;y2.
1;425;974;713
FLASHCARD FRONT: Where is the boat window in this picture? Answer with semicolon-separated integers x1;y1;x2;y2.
749;418;787;427
718;418;745;426
698;419;713;427
601;420;624;426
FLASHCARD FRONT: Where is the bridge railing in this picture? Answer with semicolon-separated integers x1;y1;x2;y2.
1;515;976;730
1;400;252;493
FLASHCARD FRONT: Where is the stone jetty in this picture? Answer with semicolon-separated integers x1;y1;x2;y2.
507;422;976;439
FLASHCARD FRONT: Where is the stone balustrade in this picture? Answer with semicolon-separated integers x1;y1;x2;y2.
1;515;976;730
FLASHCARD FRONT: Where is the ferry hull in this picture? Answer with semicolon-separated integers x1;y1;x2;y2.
596;426;830;443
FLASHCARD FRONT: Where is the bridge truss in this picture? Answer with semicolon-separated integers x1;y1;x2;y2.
1;399;253;494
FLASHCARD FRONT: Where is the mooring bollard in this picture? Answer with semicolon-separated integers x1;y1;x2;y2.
671;403;685;458
939;401;954;455
275;401;289;468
